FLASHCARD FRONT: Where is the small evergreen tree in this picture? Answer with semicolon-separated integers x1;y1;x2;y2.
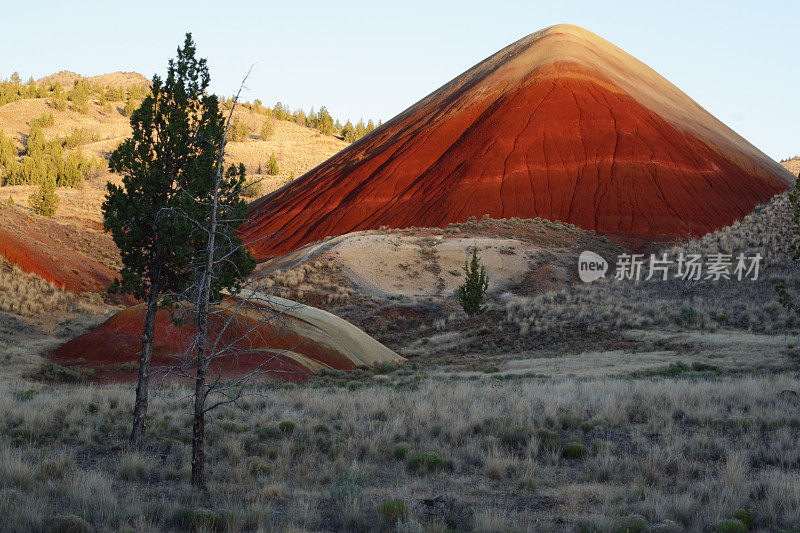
341;120;356;143
228;118;249;142
316;106;334;135
123;96;138;117
68;80;90;114
266;152;279;175
6;195;15;207
29;175;59;216
0;131;18;183
457;246;489;316
259;119;274;140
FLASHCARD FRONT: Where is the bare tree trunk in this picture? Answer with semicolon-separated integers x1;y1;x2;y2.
190;336;208;491
130;277;161;448
191;144;222;494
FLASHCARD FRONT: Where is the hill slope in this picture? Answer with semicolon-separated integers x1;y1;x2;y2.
243;24;793;259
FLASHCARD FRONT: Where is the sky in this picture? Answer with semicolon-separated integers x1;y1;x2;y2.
1;0;798;160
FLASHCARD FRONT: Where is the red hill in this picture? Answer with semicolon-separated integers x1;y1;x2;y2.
242;24;794;259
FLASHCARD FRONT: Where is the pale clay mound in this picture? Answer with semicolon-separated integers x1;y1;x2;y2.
240;291;406;369
256;232;572;298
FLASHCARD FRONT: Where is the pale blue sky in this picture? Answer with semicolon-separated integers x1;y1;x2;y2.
2;0;797;159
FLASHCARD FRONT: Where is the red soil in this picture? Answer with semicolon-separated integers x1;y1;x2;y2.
54;301;360;382
0;204;122;296
242;26;794;259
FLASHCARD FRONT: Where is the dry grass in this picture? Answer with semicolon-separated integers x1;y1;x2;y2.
0;372;798;531
0;259;75;318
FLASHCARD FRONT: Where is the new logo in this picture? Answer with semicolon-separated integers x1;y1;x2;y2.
578;251;608;283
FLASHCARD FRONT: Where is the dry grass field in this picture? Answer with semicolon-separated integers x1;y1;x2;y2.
1;363;799;532
1;186;800;531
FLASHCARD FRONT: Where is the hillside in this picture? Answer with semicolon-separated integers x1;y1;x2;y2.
243;24;793;259
782;156;800;177
0;72;348;226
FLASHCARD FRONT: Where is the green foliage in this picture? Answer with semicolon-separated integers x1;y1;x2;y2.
272;101;288;121
311;106;335;135
228;118;249;142
341;120;356;143
6;195;15;207
259;119;274;140
68;80;90;114
378;498;409;524
407;451;447;473
122;96;139;117
29;174;59;216
712;519;748;533
0;73;52;106
103;33;255;302
2;124;95;188
31;112;54;129
457;246;489;315
0;130;18;183
104;86;125;101
266;152;279;175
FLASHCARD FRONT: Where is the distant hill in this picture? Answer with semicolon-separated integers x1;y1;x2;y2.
782;157;800;177
36;71;150;90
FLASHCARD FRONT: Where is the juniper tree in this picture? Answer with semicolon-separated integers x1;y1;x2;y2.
266;152;279;175
103;33;241;448
457;246;489;315
29;174;59;216
259;118;274;140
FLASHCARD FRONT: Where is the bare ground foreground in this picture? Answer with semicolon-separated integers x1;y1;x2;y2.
2;189;800;532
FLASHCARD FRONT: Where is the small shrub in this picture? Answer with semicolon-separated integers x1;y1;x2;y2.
45;514;91;533
228;119;249;142
483;365;499;374
713;519;748;533
256;426;281;440
37;362;93;383
535;429;560;450
278;421;295;434
247;458;271;477
378;498;409;524
407;451;447;474
392;446;409;460
6;195;14;207
266;152;279;175
259;119;274;140
732;508;755;529
497;423;530;451
561;441;588;460
443;498;475;531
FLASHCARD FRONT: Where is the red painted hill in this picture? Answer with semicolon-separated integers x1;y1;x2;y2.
0;203;122;296
242;24;795;259
54;292;404;382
